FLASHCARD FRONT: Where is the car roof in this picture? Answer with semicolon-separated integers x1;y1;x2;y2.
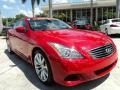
107;18;120;21
24;17;56;21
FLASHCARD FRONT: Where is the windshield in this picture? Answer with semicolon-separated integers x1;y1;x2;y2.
29;19;72;30
112;19;120;22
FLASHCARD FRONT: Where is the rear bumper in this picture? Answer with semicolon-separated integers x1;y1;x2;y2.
109;28;120;34
49;51;117;86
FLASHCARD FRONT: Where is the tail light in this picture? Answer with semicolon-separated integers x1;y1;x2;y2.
110;24;119;27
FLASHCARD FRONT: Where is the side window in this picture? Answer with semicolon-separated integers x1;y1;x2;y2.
20;20;26;27
14;20;26;29
13;21;20;29
20;20;28;31
102;20;108;25
107;20;109;23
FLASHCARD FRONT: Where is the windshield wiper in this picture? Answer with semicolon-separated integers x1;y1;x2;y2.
61;27;71;29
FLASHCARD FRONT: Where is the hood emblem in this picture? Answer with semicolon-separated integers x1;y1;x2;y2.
105;48;112;54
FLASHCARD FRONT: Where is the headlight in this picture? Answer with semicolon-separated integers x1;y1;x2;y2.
49;43;83;59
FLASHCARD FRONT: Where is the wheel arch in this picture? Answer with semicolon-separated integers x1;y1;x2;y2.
31;47;51;67
31;47;54;83
105;28;110;35
32;47;45;63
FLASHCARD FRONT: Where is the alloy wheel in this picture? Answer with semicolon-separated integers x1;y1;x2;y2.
7;40;12;53
34;52;48;82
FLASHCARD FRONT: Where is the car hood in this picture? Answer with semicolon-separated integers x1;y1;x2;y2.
34;29;113;51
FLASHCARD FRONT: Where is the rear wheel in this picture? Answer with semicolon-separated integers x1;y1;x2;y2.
33;50;53;84
6;40;13;53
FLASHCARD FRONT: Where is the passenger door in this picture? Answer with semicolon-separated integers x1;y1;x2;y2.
14;20;29;61
8;21;21;51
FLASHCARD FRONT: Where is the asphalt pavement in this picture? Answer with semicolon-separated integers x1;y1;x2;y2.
0;35;120;90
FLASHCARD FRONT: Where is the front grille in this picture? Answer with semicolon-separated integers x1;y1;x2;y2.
90;44;114;58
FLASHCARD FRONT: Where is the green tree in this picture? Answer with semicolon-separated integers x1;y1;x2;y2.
90;0;93;25
15;13;26;21
2;14;25;26
35;13;47;17
2;18;7;26
104;10;115;19
53;13;66;21
21;0;45;17
48;0;52;18
2;18;15;26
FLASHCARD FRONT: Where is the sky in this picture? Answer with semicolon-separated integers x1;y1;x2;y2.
0;0;91;18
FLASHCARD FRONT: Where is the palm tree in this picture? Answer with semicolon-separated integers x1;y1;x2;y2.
116;0;120;18
49;0;52;18
21;0;45;17
90;0;93;25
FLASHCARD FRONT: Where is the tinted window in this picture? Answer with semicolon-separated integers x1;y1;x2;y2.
14;20;26;28
75;20;88;25
112;19;120;22
102;20;109;24
74;18;89;25
20;20;26;27
29;19;72;30
14;21;20;28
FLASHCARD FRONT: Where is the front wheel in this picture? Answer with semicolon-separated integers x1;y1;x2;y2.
33;50;53;84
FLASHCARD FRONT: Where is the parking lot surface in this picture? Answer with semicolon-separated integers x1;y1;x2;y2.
0;36;120;90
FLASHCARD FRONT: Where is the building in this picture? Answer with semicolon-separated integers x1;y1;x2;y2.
42;0;117;23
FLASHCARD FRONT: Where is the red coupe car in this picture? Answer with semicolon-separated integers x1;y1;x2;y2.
6;17;117;86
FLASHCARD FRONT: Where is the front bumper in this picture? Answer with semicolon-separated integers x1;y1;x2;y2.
49;50;117;86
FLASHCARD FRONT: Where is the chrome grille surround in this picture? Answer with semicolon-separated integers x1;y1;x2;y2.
90;44;114;58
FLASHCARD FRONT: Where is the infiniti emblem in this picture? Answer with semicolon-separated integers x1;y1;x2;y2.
105;48;112;54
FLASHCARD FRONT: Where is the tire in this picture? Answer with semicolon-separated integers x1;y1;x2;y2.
33;50;53;85
6;40;13;53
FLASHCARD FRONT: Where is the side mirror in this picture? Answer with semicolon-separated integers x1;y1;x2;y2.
16;27;26;33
